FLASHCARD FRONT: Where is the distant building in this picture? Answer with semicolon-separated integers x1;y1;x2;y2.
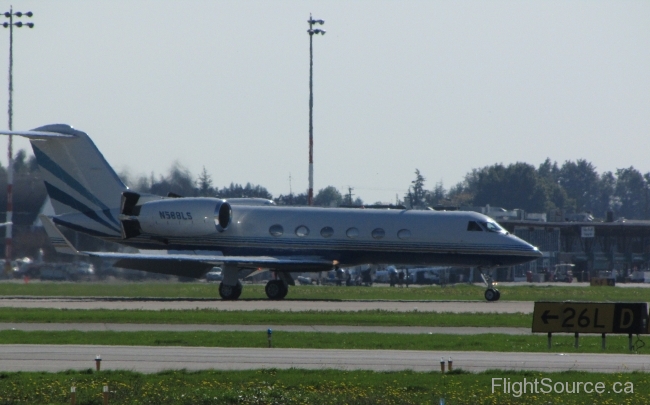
499;218;650;282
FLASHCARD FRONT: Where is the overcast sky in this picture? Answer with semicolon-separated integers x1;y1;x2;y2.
0;1;648;203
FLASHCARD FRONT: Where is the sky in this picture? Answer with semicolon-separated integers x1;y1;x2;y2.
0;0;648;204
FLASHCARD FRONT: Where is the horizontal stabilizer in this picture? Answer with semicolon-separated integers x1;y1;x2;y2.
0;129;75;139
39;215;81;255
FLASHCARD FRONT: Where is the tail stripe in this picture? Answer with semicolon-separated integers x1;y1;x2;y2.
53;217;116;238
33;145;120;226
44;181;121;234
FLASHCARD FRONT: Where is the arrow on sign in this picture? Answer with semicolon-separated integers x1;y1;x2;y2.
541;310;559;324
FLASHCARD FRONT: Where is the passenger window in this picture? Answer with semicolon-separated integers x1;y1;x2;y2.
346;227;359;238
295;226;309;237
320;226;334;238
371;228;385;239
467;221;483;232
397;229;411;240
269;224;284;237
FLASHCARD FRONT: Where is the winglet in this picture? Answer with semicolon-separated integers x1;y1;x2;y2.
39;215;81;255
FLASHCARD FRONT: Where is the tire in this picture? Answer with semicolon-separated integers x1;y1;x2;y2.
484;288;497;302
219;282;242;300
232;283;242;300
265;280;287;300
494;289;501;301
278;282;289;299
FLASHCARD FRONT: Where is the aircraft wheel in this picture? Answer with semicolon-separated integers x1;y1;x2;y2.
484;288;498;302
494;290;501;301
279;282;289;299
219;282;242;300
266;280;287;300
232;282;242;300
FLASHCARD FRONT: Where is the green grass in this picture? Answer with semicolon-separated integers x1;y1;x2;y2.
2;281;650;301
0;330;648;354
0;307;532;327
0;368;648;404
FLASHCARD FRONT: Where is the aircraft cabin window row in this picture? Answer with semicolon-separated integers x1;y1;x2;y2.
268;225;410;240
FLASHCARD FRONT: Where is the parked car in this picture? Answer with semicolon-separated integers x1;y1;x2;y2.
205;268;223;282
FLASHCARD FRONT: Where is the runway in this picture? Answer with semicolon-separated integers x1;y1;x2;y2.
0;297;534;313
0;345;647;373
8;297;642;375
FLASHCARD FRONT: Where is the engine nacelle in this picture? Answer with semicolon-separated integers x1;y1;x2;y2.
136;198;231;237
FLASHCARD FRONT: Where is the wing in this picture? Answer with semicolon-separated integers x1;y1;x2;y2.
39;215;334;278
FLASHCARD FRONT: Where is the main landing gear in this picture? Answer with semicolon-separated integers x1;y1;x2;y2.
264;272;294;300
219;264;243;300
219;281;242;300
265;280;288;300
478;267;501;302
218;267;294;301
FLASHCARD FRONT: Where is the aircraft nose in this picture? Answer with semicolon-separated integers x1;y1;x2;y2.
524;241;543;258
515;236;543;258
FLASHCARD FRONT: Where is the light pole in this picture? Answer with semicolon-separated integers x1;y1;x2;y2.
307;14;324;206
2;7;33;272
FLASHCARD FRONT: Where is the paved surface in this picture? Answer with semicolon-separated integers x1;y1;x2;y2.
0;345;647;373
0;297;534;313
0;322;533;335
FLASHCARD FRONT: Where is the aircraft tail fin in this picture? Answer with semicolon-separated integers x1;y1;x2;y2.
0;125;126;230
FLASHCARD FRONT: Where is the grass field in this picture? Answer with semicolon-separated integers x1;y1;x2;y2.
3;281;649;405
1;281;650;302
1;368;647;404
0;307;532;327
0;330;648;354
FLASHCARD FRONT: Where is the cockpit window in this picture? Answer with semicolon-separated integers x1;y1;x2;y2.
467;221;483;232
480;221;507;234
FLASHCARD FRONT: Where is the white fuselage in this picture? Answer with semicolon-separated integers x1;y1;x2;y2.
57;198;541;269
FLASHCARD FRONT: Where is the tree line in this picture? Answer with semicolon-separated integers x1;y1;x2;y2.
4;151;650;226
406;160;650;220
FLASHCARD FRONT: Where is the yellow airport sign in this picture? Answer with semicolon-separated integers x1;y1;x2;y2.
532;302;648;334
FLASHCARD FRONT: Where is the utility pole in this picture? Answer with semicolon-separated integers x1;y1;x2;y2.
307;14;324;206
347;186;354;205
288;173;293;205
2;7;33;272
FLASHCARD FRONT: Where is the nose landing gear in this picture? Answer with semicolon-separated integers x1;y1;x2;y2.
484;287;500;302
479;267;500;302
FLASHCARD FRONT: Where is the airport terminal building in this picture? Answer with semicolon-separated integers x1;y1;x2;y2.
497;218;650;282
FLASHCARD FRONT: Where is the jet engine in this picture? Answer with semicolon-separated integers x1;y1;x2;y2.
119;192;231;239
